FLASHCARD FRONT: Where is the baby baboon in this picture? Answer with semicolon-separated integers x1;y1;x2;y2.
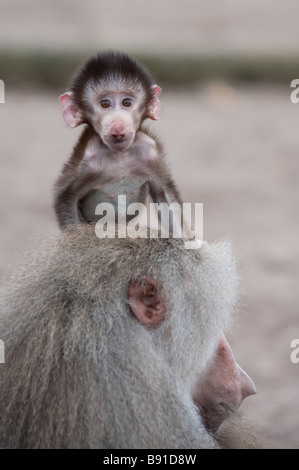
54;51;183;237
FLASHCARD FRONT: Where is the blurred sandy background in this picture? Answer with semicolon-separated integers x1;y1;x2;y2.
0;0;299;449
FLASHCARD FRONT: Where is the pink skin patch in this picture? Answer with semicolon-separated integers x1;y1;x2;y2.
193;335;256;432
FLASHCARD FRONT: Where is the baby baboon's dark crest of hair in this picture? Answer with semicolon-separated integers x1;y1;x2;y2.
70;51;155;110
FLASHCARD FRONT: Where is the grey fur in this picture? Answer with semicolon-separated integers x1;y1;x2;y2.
0;225;238;449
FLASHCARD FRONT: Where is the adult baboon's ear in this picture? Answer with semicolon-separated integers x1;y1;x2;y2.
129;276;166;325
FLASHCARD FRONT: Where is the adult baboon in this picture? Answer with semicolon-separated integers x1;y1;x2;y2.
0;226;258;448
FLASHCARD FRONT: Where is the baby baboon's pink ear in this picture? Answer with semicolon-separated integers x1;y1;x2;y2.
147;85;162;121
60;92;84;128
